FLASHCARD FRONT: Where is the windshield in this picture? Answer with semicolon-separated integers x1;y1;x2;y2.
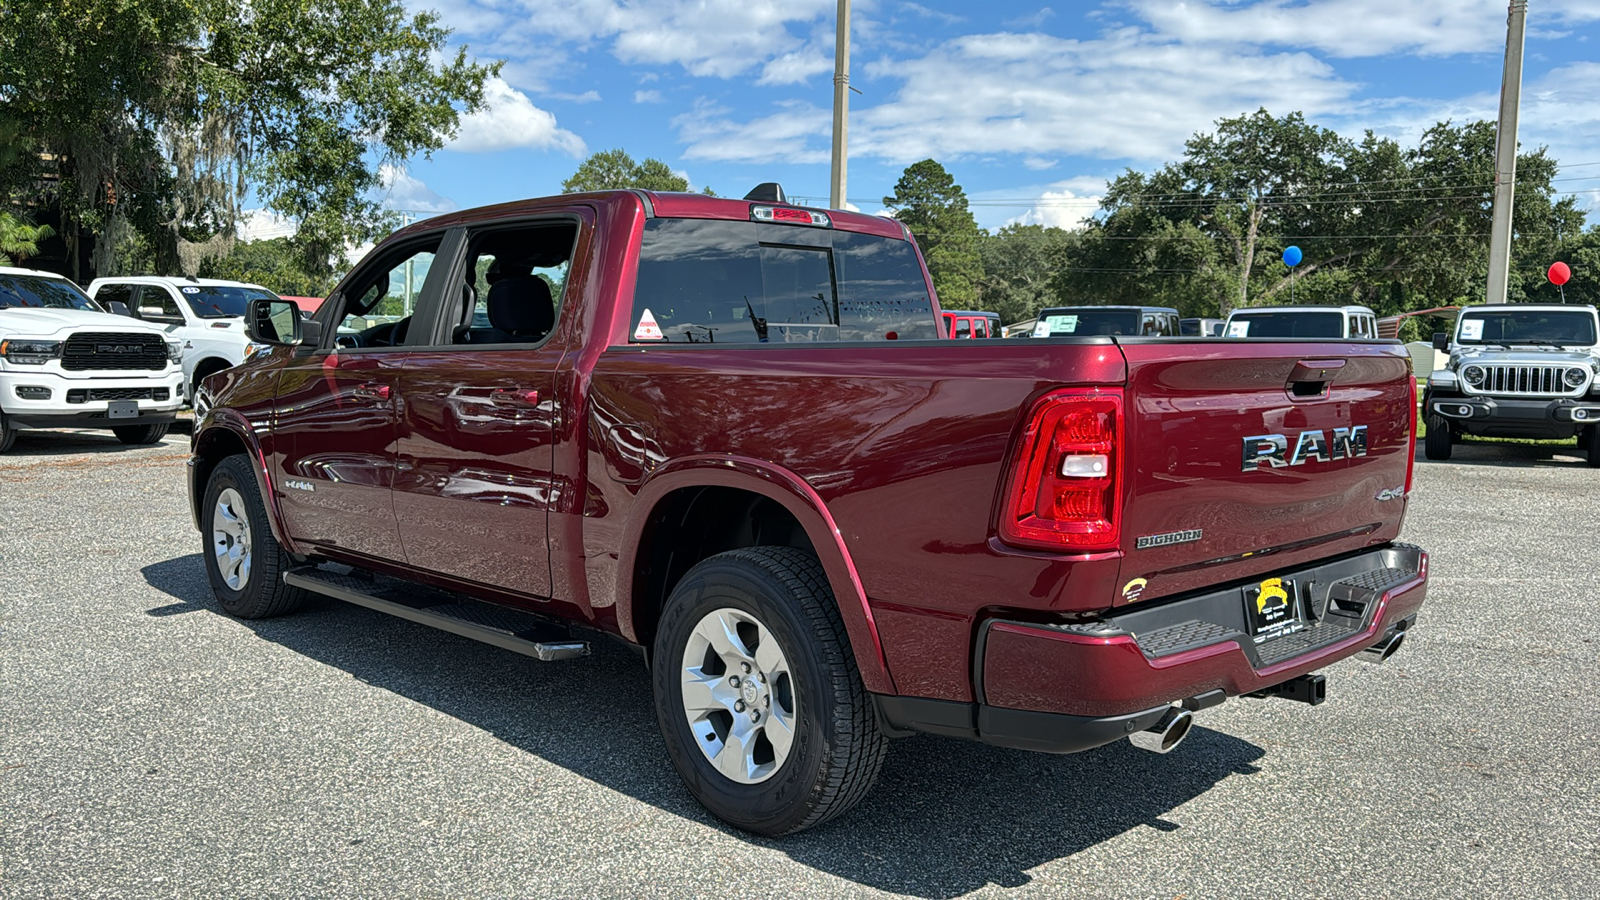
1228;311;1343;338
181;285;279;319
1034;308;1140;336
0;274;103;312
1457;309;1598;346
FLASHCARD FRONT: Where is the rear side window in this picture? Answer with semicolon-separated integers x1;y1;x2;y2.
630;219;937;343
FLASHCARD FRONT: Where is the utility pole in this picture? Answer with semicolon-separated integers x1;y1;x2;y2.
829;0;851;210
1486;0;1528;305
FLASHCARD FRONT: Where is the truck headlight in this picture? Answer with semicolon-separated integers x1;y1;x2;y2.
1565;367;1588;389
166;342;183;363
0;339;62;365
1462;365;1485;387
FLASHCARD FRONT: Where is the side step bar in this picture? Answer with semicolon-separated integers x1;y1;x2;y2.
284;566;591;662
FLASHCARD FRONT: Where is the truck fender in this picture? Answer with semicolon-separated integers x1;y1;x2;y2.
191;409;299;555
616;455;896;695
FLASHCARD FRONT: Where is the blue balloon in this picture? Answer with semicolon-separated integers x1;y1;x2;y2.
1282;245;1303;267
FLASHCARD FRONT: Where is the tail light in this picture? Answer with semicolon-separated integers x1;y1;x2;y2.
1405;375;1418;495
998;388;1124;552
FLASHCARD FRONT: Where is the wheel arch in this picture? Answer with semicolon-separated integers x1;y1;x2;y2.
617;456;894;694
190;412;297;552
188;355;236;401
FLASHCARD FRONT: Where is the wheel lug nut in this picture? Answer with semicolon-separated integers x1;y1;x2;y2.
757;672;766;683
735;700;746;712
729;676;740;687
741;662;752;673
750;710;761;722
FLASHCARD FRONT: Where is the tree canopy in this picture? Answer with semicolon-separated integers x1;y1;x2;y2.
0;0;496;279
1064;110;1586;319
884;159;986;308
561;150;712;194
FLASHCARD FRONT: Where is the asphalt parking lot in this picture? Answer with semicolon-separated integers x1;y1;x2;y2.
2;428;1598;899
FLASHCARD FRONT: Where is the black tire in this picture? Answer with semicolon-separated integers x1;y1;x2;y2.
652;546;888;836
1424;412;1452;460
200;454;308;618
1587;428;1600;468
0;412;15;453
112;422;170;445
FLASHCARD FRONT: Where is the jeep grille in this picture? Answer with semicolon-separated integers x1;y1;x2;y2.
1462;363;1589;397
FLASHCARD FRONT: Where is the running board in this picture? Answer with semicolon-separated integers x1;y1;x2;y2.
283;566;591;662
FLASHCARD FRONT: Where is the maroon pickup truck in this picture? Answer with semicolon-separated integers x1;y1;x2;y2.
189;186;1427;835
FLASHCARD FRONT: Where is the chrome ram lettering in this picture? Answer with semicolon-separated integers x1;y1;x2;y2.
1242;426;1367;471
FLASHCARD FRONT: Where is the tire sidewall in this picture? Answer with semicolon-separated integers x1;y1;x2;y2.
201;456;270;616
652;556;834;835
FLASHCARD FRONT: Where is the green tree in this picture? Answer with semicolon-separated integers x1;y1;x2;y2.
198;238;338;297
978;224;1077;325
1066;111;1586;318
561;149;712;194
0;0;496;279
883;159;985;307
0;212;54;266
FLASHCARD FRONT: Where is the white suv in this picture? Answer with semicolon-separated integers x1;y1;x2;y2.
85;276;279;405
1224;305;1380;339
0;267;184;451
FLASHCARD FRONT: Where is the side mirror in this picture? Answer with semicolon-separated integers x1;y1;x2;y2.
106;301;132;317
245;298;303;346
1431;331;1449;352
138;305;166;317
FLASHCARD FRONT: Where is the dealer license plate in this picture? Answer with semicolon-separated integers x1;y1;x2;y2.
1244;576;1306;644
107;400;139;419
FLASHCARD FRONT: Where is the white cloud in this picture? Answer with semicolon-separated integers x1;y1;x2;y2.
677;99;832;164
448;77;586;156
1003;177;1108;230
635;90;663;104
377;164;458;215
1126;0;1600;59
237;209;297;242
680;28;1354;165
759;49;833;85
550;89;602;104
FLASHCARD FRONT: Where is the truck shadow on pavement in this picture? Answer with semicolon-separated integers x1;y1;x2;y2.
142;554;1265;898
1417;441;1590;469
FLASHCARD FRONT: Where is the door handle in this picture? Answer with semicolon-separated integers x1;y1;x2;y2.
352;383;391;401
490;388;540;407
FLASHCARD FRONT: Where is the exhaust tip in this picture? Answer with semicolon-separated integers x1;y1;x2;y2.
1361;628;1406;664
1128;707;1194;754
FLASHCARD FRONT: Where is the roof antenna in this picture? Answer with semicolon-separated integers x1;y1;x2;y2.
744;183;787;203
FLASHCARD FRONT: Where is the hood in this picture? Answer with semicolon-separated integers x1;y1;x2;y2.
1453;347;1597;367
0;306;172;338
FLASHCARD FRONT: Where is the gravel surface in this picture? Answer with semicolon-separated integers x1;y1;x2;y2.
2;429;1597;898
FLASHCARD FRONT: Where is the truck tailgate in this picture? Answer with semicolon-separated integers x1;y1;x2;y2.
1113;340;1414;607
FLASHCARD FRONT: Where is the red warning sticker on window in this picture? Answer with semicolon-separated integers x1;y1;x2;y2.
634;308;664;341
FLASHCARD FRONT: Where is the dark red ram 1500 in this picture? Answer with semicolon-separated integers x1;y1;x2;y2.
189;187;1427;835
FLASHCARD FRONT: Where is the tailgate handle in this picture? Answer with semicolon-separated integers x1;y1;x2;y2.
1286;359;1345;399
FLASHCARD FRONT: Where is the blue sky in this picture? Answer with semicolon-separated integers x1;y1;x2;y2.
367;0;1600;233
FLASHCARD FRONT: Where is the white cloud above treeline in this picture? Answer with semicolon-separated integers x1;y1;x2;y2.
448;77;586;155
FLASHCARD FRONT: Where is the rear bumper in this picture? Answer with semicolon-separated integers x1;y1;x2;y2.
876;543;1427;753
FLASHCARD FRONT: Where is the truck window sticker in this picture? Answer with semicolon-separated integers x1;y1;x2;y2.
1044;314;1078;334
1228;321;1250;337
1459;319;1484;341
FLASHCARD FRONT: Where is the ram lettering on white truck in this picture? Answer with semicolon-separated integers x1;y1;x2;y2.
0;267;184;451
86;276;280;408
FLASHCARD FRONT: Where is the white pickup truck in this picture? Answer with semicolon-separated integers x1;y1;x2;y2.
0;267;184;451
85;276;278;407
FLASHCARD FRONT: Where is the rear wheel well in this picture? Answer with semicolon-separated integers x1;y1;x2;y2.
632;487;817;651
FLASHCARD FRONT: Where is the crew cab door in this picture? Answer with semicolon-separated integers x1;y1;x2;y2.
1112;340;1414;607
272;234;450;563
388;214;588;604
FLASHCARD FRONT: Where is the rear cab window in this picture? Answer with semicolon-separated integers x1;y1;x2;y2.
629;219;938;344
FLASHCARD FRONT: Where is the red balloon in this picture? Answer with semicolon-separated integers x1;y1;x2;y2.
1549;261;1572;286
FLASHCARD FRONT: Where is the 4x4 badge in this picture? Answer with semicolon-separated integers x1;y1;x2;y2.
1122;578;1148;602
283;479;315;492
